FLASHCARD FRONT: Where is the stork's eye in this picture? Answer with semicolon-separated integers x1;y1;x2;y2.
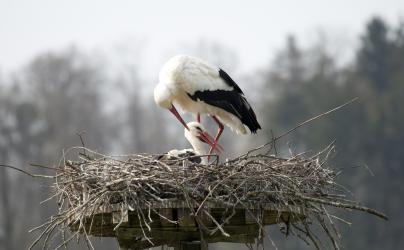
195;126;202;132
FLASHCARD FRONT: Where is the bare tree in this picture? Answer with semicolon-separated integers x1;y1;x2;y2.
0;83;13;250
26;47;111;157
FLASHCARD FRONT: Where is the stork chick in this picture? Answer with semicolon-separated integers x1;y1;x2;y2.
157;122;218;164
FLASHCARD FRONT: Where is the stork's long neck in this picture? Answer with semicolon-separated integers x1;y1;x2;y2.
185;133;207;164
187;136;206;155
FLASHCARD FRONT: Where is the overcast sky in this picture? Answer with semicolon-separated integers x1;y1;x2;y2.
1;0;403;77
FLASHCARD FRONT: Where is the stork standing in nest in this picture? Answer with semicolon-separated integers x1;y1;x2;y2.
157;122;215;164
154;55;261;154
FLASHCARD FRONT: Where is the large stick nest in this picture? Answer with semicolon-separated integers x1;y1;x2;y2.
30;143;387;250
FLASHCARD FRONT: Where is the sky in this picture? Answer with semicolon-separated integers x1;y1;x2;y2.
1;0;403;77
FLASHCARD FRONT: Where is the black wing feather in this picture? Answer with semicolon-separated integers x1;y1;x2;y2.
219;68;243;94
188;89;261;133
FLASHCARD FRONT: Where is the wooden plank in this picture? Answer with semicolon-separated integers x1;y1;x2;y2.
159;208;176;227
85;200;302;212
199;208;213;227
69;206;307;245
263;210;280;225
245;209;259;224
113;210;128;224
178;208;196;228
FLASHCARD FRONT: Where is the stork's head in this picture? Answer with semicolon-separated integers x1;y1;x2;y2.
154;82;190;130
154;83;173;109
185;122;221;154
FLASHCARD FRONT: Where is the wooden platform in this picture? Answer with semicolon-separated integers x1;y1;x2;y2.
69;200;306;249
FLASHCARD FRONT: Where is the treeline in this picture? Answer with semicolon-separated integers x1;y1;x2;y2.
0;48;174;249
260;17;404;250
0;16;403;249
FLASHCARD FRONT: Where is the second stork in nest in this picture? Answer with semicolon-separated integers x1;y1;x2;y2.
157;122;214;164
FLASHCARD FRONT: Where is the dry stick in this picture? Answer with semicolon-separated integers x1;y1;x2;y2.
207;203;238;236
298;223;321;250
244;97;359;156
29;220;56;250
289;228;312;248
329;214;352;226
0;164;54;178
321;204;341;239
61;229;68;250
81;218;95;250
298;195;388;220
203;210;230;237
195;171;239;216
54;231;80;250
232;194;278;250
76;131;88;157
28;220;53;234
316;214;340;250
151;207;177;224
275;97;358;141
41;222;60;249
30;163;65;171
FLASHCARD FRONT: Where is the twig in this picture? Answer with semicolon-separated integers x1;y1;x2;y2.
0;164;54;178
245;97;358;156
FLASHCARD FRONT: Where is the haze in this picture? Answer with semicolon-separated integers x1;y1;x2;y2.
1;0;403;76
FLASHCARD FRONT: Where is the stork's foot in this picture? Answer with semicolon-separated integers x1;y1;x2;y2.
207;141;224;161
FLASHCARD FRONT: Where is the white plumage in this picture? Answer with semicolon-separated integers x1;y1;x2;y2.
154;55;261;153
158;122;211;164
158;55;234;95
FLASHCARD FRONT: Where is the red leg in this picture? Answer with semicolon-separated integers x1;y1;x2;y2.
197;113;201;123
209;115;224;155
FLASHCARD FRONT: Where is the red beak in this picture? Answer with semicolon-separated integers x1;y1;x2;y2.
169;105;223;155
169;105;189;130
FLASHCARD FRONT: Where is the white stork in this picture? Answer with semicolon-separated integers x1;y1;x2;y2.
154;55;261;153
157;121;215;164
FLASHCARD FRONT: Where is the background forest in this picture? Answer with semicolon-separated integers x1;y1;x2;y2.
0;8;403;250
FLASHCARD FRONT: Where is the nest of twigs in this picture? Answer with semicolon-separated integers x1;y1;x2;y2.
30;142;387;250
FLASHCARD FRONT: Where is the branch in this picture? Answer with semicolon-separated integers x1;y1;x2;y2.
246;97;358;156
0;164;54;178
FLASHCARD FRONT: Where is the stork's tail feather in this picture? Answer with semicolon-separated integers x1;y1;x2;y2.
240;96;261;134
